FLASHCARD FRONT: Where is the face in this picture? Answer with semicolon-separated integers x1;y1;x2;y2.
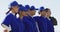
12;5;19;13
46;10;51;17
29;10;36;16
40;10;46;16
21;11;27;16
19;11;27;16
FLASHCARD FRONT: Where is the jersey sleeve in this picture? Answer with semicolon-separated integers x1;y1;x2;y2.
1;15;11;27
1;15;12;31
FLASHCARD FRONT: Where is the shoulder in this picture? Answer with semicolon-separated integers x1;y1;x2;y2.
34;16;40;17
6;13;14;18
4;13;15;20
49;17;57;21
23;16;29;19
49;17;56;20
17;18;20;21
33;16;40;19
33;16;40;21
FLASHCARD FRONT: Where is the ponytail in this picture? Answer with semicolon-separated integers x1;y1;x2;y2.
15;13;17;16
6;8;12;14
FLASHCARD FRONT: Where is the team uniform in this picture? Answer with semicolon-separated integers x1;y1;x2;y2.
22;5;38;32
1;1;19;32
17;18;25;32
23;16;38;32
2;13;19;32
33;6;54;32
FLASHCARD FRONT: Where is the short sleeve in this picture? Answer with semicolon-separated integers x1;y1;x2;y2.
2;15;11;27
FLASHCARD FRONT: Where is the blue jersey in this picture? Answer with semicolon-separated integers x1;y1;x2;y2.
34;16;47;32
33;16;39;22
2;13;19;32
23;16;38;32
46;18;54;32
34;16;54;32
17;18;25;32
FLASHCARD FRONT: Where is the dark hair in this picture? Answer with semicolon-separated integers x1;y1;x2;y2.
15;13;17;16
6;8;12;14
6;8;17;16
45;8;50;12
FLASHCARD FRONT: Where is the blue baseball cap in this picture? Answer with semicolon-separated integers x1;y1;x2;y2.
10;1;19;7
30;6;38;10
25;5;30;10
39;6;45;12
19;6;28;12
18;4;23;7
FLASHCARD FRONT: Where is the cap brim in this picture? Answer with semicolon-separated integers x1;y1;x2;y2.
35;9;38;10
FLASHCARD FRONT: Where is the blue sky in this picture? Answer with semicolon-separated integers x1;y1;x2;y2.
0;0;60;32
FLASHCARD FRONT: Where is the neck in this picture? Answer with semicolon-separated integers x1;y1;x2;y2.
41;15;45;17
19;15;23;19
46;15;50;18
46;16;49;18
46;16;51;20
24;15;28;16
11;9;16;14
28;13;32;16
11;10;15;16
